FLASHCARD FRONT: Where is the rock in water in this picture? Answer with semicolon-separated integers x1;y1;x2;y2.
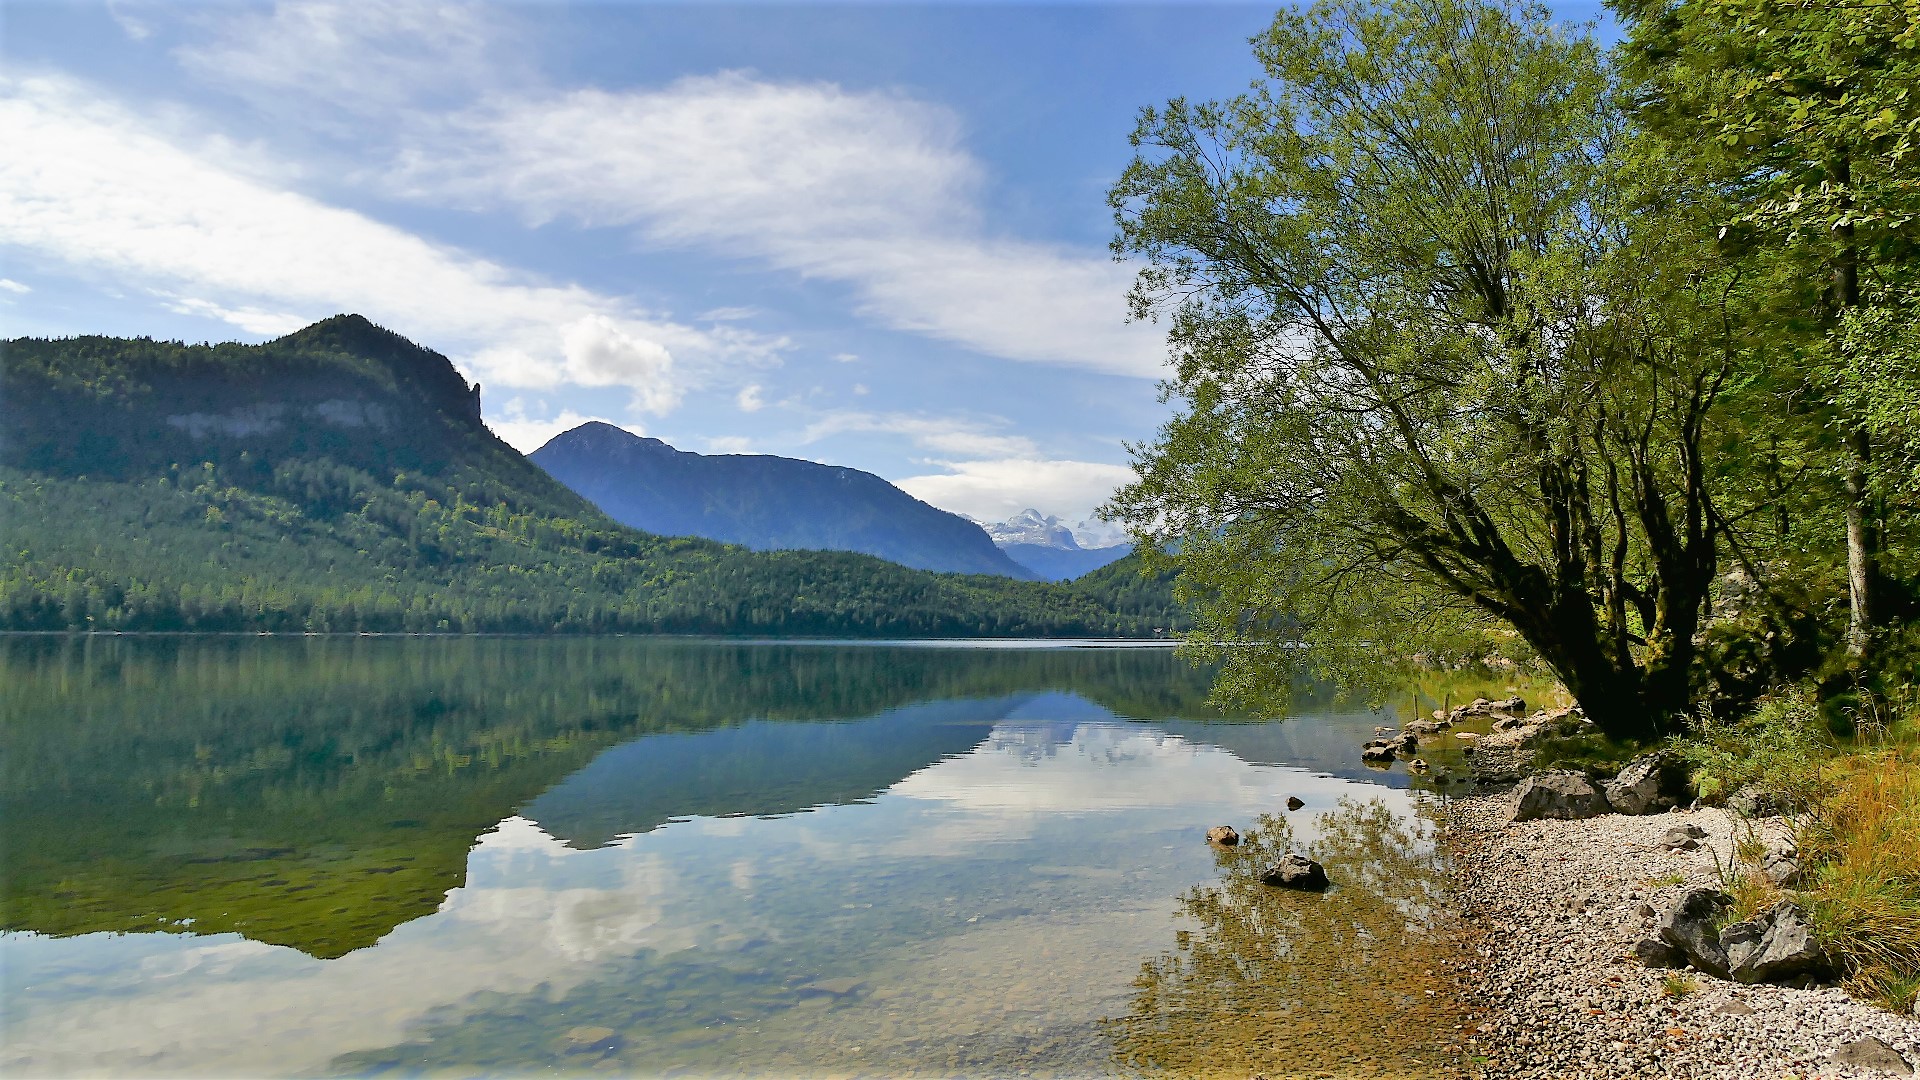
1604;751;1687;815
558;1027;620;1055
1829;1037;1913;1075
1656;887;1734;978
1285;796;1305;811
1261;853;1330;891
1206;825;1240;846
1361;744;1396;765
1510;771;1613;822
1732;902;1828;984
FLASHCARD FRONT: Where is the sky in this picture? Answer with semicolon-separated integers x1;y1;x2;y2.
0;0;1613;527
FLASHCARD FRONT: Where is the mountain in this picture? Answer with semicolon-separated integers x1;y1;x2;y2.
530;422;1033;579
0;315;1172;636
978;508;1132;582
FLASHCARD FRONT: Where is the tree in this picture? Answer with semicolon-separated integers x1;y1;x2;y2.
1613;0;1920;662
1106;0;1757;740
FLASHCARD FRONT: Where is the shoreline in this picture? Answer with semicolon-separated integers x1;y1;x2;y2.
1444;787;1920;1078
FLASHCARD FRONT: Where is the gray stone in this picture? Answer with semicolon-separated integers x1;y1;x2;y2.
1361;744;1396;764
1604;752;1687;815
1656;887;1734;978
1718;916;1767;973
1715;999;1756;1016
1664;823;1709;850
1510;771;1613;822
1634;936;1687;968
1261;853;1330;891
1732;901;1828;984
1763;852;1806;887
1727;784;1783;818
1205;825;1240;846
1829;1037;1912;1074
1403;719;1441;737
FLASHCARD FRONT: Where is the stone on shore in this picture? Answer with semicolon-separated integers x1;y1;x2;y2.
1664;823;1708;850
1656;887;1735;978
1510;771;1612;822
1730;902;1827;984
1261;853;1330;891
1603;751;1688;815
1830;1037;1913;1075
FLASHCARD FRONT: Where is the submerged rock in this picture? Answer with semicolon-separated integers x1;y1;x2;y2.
1205;825;1240;846
1510;771;1612;822
1261;853;1329;891
558;1026;621;1055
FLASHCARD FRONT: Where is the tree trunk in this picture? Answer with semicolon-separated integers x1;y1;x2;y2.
1845;426;1876;662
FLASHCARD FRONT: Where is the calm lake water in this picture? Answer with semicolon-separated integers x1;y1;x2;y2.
0;637;1484;1078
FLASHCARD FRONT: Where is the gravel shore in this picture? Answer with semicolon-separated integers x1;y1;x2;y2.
1448;791;1920;1078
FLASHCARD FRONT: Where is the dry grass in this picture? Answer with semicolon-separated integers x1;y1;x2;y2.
1799;750;1920;1007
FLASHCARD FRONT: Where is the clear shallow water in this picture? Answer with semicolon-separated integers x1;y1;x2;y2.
0;637;1475;1078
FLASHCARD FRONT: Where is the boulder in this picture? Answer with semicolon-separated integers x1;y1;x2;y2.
1634;936;1687;968
1664;823;1708;851
1510;771;1613;822
1261;853;1330;891
1731;902;1828;984
1206;825;1240;846
1604;751;1689;815
1489;696;1526;715
1829;1037;1912;1075
1656;887;1734;978
1361;745;1396;765
1403;719;1442;738
1285;796;1305;811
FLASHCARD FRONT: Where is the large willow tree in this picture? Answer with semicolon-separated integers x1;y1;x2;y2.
1107;0;1762;740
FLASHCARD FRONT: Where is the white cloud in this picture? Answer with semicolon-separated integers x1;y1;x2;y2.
800;409;1038;459
895;458;1135;524
735;383;765;412
174;1;517;118
0;75;779;408
0;278;30;294
832;352;859;364
391;74;1165;378
484;403;620;453
704;436;755;454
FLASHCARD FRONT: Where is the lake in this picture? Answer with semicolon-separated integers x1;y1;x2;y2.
0;636;1485;1077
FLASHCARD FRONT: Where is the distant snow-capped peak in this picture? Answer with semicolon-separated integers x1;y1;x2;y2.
972;509;1128;552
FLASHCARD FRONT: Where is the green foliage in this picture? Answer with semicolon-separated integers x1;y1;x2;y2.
1675;687;1832;808
0;320;1181;637
1105;0;1753;738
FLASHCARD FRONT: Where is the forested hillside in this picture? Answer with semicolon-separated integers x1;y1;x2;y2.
530;420;1034;578
0;316;1174;635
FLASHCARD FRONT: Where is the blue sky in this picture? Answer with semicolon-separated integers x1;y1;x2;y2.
1;1;1612;526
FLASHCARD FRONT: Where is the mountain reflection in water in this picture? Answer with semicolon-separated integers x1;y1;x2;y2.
1;636;1475;1078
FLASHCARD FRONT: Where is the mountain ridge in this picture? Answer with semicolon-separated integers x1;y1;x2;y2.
531;421;1035;579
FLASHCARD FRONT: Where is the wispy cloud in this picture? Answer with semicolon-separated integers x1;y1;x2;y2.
0;74;782;413
486;401;620;453
895;458;1135;525
389;73;1164;378
0;278;32;294
174;1;522;120
799;409;1039;459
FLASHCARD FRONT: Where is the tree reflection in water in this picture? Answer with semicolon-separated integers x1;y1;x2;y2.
1107;798;1472;1078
